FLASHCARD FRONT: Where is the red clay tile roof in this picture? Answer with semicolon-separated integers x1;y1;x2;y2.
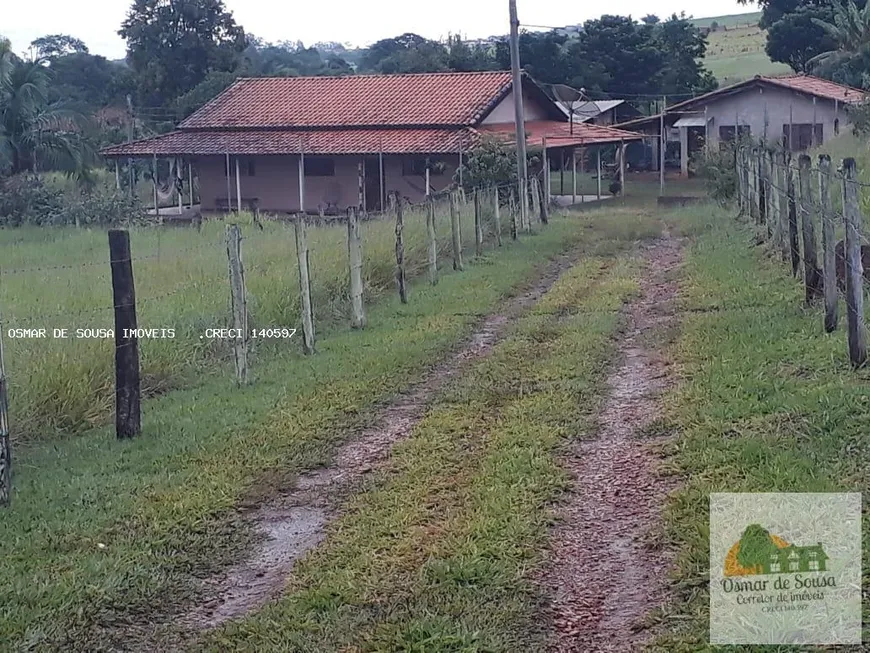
180;71;516;129
760;74;865;103
101;127;479;157
480;121;643;146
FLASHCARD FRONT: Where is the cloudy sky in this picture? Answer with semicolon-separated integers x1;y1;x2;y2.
4;0;751;59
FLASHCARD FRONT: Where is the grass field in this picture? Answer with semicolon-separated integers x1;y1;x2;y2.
647;205;870;649
0;196;492;443
0;199;663;651
695;12;791;85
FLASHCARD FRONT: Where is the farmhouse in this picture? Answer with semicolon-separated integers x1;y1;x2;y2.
101;71;641;214
616;74;866;176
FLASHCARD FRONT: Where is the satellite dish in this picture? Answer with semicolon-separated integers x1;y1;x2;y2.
551;84;583;105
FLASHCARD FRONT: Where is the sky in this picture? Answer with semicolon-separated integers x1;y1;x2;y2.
3;0;752;60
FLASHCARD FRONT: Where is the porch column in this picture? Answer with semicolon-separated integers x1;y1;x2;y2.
225;153;232;214
298;143;306;213
651;136;660;173
152;154;159;217
619;139;626;194
571;148;577;205
115;160;120;190
358;160;365;213
560;150;565;196
178;158;184;214
188;162;194;209
679;126;689;177
597;149;602;200
235;158;242;213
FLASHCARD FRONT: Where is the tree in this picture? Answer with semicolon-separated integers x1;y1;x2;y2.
359;33;449;74
766;5;838;71
30;34;89;60
458;135;517;190
447;34;496;72
653;14;718;95
48;53;134;108
119;0;247;107
0;56;94;177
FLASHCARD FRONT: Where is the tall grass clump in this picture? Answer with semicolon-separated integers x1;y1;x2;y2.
1;195;485;442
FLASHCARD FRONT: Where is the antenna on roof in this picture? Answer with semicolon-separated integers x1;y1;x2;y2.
551;83;585;136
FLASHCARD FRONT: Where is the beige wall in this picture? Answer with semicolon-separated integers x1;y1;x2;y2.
481;87;550;124
196;154;460;213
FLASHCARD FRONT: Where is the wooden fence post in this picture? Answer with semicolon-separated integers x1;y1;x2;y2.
473;189;483;256
758;148;767;226
395;192;408;303
786;155;801;277
841;158;867;367
749;147;758;222
295;215;316;354
509;188;518;241
776;151;790;263
225;224;249;385
539;174;549;224
530;177;540;224
0;328;10;507
797;154;822;305
765;149;775;238
108;229;141;439
737;146;746;216
493;186;503;247
818;154;838;333
450;191;464;271
347;206;366;328
770;151;782;250
426;197;438;285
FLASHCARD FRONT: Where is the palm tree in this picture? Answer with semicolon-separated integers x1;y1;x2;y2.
809;0;870;70
0;46;94;179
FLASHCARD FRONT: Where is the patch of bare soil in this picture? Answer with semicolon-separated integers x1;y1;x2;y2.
542;235;683;652
164;248;590;637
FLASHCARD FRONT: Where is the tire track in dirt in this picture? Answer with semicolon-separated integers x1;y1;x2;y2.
143;246;607;646
541;234;683;652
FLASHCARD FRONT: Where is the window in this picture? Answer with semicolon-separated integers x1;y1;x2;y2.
718;125;750;143
402;158;445;177
782;123;823;151
770;562;781;573
304;157;335;177
790;561;800;571
809;560;819;571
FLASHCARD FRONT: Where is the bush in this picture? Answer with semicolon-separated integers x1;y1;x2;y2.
694;145;739;204
0;173;145;226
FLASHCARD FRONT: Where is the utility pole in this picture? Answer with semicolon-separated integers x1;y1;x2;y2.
508;0;529;226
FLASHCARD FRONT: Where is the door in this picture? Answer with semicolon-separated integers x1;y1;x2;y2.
364;158;383;213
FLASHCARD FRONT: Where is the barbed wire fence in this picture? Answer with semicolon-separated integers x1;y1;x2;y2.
736;143;869;369
0;173;574;507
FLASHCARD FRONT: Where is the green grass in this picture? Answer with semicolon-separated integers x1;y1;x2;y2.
1;195;493;442
0;204;659;651
704;24;791;86
693;12;762;30
197;217;655;652
648;205;870;650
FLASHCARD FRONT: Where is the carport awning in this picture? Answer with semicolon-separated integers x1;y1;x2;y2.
673;116;708;128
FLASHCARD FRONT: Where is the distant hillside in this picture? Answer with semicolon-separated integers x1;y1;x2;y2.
693;12;791;86
692;12;761;29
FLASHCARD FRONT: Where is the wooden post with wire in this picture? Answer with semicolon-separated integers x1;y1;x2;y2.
797;154;822;304
347;206;366;328
841;158;867;368
0;325;10;506
776;150;790;262
426;197;438;285
108;229;141;439
509;188;518;241
474;190;484;256
295;215;316;354
395;192;408;304
225;224;249;385
493;186;503;246
786;154;800;277
450;191;464;271
818;154;838;332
